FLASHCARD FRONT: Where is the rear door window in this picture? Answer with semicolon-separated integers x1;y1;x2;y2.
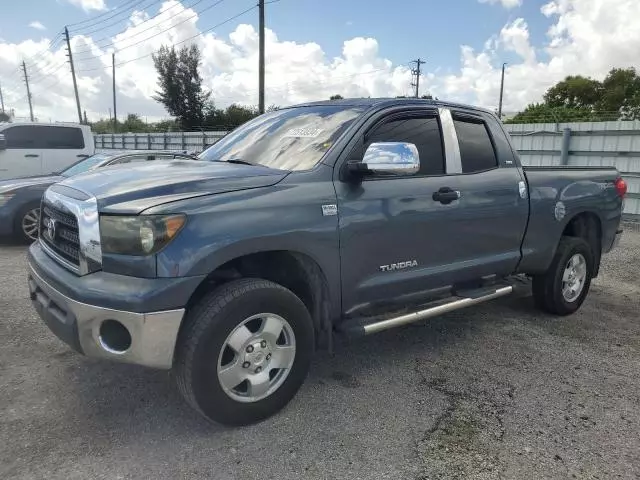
453;118;498;173
41;126;85;149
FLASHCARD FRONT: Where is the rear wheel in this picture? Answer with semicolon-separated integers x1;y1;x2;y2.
14;203;40;243
532;236;594;316
174;278;314;426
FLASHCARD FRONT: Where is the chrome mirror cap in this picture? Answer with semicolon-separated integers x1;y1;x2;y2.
362;142;420;175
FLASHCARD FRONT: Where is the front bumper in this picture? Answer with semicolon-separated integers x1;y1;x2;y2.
27;242;200;370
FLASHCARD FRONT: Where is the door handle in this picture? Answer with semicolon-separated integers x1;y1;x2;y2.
432;187;461;204
24;154;39;158
76;154;89;158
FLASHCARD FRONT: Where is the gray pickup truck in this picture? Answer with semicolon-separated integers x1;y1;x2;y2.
27;98;626;426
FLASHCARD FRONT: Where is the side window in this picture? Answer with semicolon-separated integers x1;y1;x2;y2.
3;126;38;149
453;118;498;173
39;127;85;149
365;116;445;176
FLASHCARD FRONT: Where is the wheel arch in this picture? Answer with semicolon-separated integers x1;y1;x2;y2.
559;210;602;276
182;249;334;351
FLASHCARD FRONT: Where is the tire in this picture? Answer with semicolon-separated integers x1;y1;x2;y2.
532;236;594;316
14;202;41;244
174;278;314;426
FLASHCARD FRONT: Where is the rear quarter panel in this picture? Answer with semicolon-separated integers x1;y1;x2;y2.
519;167;623;274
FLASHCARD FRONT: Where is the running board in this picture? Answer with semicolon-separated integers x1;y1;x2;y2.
342;286;513;336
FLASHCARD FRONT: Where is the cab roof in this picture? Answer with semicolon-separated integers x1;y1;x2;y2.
289;97;495;117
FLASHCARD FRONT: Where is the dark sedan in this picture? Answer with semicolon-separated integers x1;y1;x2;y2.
0;150;197;242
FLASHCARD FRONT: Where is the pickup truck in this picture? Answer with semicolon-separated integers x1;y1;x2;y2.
26;98;626;426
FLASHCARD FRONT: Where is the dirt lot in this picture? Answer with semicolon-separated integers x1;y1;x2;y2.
1;228;639;480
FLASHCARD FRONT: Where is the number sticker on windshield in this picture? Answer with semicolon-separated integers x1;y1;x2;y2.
282;127;323;138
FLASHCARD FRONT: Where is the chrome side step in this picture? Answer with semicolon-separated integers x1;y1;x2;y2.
355;286;513;335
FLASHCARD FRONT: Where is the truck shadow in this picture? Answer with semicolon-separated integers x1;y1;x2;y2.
60;296;536;443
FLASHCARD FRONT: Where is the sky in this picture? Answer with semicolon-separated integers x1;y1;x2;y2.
0;0;638;123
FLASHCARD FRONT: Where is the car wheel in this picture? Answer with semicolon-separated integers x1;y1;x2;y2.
15;204;41;243
532;236;594;316
174;278;314;426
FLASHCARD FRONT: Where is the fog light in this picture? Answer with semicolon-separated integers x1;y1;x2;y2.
99;320;132;354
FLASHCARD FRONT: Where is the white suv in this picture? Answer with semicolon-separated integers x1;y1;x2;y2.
0;123;95;180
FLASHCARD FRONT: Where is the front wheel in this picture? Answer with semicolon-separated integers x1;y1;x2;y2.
174;278;314;426
532;236;594;316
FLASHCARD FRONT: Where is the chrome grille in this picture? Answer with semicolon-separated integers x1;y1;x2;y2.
40;203;80;267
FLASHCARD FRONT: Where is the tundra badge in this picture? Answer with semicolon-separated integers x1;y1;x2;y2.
380;260;418;272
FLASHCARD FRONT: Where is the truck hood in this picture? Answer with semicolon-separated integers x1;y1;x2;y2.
57;159;288;214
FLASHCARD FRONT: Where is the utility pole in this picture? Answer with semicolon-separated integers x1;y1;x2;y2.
498;62;507;119
112;53;117;133
0;81;5;114
410;58;425;98
64;27;83;124
21;61;34;122
258;0;265;114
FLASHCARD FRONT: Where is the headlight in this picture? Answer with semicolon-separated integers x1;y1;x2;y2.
0;194;15;207
100;214;186;255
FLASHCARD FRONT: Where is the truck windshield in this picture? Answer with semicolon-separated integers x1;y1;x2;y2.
198;105;365;171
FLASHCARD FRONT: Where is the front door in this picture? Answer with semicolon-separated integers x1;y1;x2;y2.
335;109;459;314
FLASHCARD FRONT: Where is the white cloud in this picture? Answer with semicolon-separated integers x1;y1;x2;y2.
1;0;639;122
479;0;523;9
65;0;107;12
28;21;46;31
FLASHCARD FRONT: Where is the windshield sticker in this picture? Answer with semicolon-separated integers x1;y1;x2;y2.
282;127;323;138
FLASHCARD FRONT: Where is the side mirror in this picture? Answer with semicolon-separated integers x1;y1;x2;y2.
0;134;6;151
349;142;420;176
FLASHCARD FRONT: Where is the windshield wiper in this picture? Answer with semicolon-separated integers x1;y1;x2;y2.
214;158;257;166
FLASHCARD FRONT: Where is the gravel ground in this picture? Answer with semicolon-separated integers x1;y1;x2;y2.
1;229;639;480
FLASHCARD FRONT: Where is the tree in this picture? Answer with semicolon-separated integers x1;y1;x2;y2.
0;111;10;122
543;75;602;109
121;113;147;133
597;68;640;119
329;94;344;100
152;45;211;130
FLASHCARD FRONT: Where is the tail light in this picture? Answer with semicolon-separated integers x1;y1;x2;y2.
615;177;628;198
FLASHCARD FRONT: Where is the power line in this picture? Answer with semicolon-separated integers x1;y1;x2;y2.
66;0;143;28
74;0;221;60
73;0;211;56
76;4;257;73
69;0;152;34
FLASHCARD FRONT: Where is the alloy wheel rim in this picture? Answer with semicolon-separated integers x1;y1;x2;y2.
217;313;296;403
21;208;40;241
562;253;587;302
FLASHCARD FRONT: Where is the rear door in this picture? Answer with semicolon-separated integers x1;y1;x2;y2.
0;125;43;179
40;126;88;174
435;109;528;280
